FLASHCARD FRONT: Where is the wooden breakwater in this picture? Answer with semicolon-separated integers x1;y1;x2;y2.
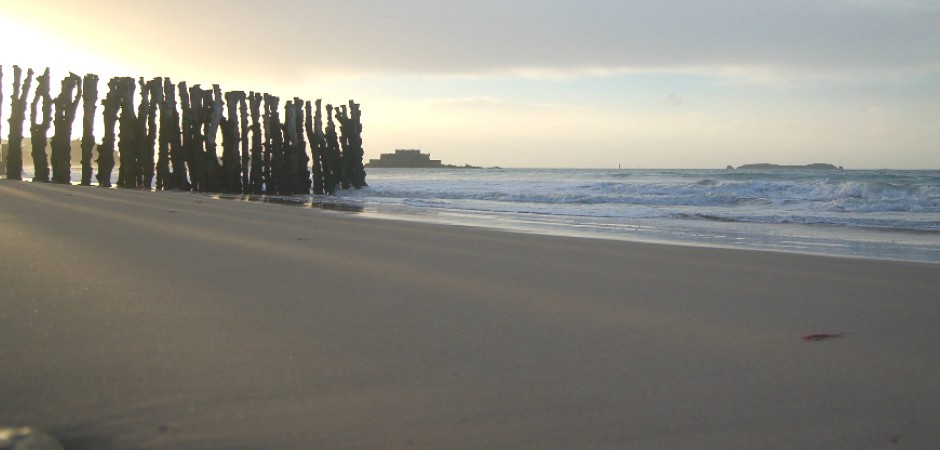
1;65;365;195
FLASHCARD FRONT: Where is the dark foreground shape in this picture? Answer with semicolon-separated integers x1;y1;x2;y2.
96;77;120;187
80;74;99;186
50;73;81;185
29;68;52;183
802;332;844;341
6;66;34;181
3;63;365;195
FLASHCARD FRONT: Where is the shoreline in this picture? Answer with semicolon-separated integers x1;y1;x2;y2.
351;206;940;265
2;180;939;449
3;176;939;265
200;188;940;265
4;167;939;264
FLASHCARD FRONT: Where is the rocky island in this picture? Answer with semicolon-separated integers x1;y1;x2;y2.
729;163;843;170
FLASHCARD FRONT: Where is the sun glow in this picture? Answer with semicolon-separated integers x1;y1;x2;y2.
0;10;134;81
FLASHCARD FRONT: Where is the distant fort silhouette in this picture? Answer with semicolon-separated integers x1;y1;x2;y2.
366;149;444;168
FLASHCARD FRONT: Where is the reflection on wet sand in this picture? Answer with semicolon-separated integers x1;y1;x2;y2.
211;193;365;213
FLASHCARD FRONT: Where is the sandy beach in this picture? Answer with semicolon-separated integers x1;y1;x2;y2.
1;179;938;449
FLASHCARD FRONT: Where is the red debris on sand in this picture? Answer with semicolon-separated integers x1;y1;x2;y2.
802;332;844;341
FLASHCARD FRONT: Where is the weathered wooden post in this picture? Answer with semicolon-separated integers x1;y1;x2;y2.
135;77;156;189
238;92;249;193
134;77;149;188
203;84;223;192
323;104;340;194
222;90;244;193
219;112;238;193
29;68;52;182
180;83;203;191
304;100;324;195
248;92;263;194
283;99;300;194
50;72;82;184
293;97;310;193
334;105;353;190
117;77;138;188
314;99;328;194
267;95;286;194
97;77;120;187
80;74;99;186
261;94;275;193
187;84;208;191
348;101;366;188
6;66;34;181
334;104;351;190
178;81;194;190
146;78;161;189
162;79;186;190
152;78;171;190
333;102;365;189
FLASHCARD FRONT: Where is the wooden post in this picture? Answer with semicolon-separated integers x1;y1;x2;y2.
294;97;310;194
152;78;171;190
80;74;99;186
184;84;206;191
348;100;367;188
178;81;194;190
163;78;186;190
304;100;324;195
135;77;157;189
117;77;138;188
6;66;34;181
334;104;351;190
261;94;274;193
268;95;286;194
248;92;263;194
135;77;149;188
283;99;300;194
323;104;340;194
146;78;161;189
238;92;249;193
314;100;327;194
50;72;81;184
203;84;223;192
222;90;245;193
219;111;238;193
29;68;52;183
97;77;120;187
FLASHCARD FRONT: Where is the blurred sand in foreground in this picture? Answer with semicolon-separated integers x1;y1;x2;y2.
1;180;938;449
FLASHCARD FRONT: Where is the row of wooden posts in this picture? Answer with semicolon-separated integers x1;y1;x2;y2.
1;65;366;195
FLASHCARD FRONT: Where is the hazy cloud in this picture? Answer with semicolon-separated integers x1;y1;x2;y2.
423;96;583;112
13;0;940;83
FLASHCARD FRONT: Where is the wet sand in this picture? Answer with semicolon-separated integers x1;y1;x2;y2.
1;180;938;449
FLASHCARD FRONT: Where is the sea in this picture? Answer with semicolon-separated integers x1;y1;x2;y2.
8;166;940;264
339;168;940;264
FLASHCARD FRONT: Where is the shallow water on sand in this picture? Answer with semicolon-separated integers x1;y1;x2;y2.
343;168;940;263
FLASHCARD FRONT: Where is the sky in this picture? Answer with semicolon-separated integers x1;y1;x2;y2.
1;0;938;169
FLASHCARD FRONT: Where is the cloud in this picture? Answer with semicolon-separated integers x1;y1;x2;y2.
11;0;940;86
290;0;940;80
423;96;585;112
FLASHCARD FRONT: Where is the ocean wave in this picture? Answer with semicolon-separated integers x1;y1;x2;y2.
357;178;939;212
349;169;940;234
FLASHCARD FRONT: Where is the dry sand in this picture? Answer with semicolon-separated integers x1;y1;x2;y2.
1;179;938;449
